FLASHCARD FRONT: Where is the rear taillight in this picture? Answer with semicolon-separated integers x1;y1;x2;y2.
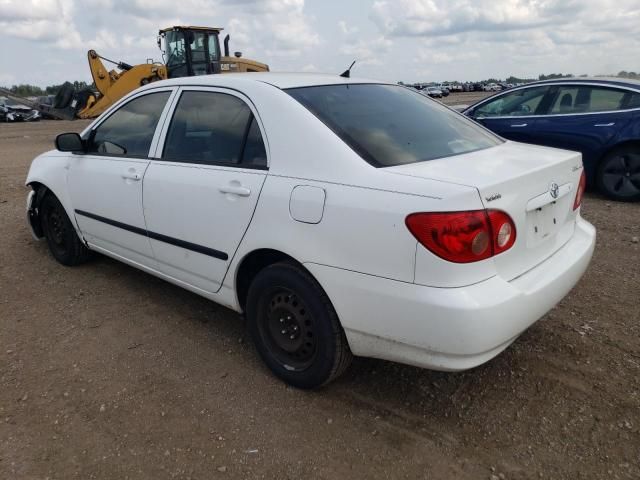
487;209;516;254
405;210;516;263
573;170;586;210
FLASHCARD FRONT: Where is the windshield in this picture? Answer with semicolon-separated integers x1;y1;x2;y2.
287;84;501;167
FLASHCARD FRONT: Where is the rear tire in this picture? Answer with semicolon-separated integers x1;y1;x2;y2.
246;262;352;389
40;193;91;266
597;146;640;202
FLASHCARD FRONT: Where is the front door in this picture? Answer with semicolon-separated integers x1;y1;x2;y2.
68;89;173;266
469;85;551;143
143;88;269;293
477;116;540;143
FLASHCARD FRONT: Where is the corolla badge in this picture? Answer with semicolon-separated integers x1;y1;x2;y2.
549;182;560;199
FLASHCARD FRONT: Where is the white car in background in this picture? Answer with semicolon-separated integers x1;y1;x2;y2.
25;73;595;388
483;83;502;92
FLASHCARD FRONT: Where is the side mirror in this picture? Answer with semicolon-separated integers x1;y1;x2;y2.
55;132;85;153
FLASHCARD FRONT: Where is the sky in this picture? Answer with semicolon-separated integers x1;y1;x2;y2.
0;0;639;87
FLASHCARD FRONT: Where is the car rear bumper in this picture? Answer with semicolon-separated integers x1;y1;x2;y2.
305;215;596;371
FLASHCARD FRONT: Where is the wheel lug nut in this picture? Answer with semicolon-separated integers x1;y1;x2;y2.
281;329;286;334
293;326;298;331
289;335;295;340
279;318;284;323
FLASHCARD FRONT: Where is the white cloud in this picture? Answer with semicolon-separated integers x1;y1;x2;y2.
338;20;358;35
366;0;640;81
340;36;392;66
371;0;566;37
1;0;639;86
0;0;83;48
0;0;60;20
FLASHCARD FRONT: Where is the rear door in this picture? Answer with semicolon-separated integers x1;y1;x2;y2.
68;89;174;266
468;85;552;143
143;87;268;294
533;84;634;166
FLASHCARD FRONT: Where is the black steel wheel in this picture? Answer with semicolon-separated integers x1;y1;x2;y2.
40;193;91;266
246;262;352;389
597;146;640;202
261;287;318;370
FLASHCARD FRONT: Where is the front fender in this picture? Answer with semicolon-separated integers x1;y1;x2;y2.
25;151;80;235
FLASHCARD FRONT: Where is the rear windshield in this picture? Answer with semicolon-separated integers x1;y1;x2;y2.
287;84;501;167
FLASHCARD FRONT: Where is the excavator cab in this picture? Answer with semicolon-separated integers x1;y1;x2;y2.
44;25;268;120
160;26;222;78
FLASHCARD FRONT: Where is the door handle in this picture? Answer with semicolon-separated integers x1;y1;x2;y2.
511;123;528;127
122;171;141;181
219;185;251;196
594;122;615;127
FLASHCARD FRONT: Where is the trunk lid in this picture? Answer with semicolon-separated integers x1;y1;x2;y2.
385;141;584;281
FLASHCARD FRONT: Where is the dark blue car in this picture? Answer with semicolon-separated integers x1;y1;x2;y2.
462;78;640;201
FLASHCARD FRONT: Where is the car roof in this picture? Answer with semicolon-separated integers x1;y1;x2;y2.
153;72;385;90
525;76;640;90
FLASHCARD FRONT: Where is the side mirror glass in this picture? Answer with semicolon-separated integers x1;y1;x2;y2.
55;132;85;153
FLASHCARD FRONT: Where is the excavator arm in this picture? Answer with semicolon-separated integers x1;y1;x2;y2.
17;27;268;121
76;50;168;118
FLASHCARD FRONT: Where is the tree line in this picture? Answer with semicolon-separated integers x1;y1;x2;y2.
4;71;639;98
436;71;638;85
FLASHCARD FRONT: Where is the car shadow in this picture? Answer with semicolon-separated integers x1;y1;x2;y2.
28;229;547;426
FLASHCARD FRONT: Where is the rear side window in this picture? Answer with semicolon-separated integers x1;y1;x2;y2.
548;86;628;114
589;87;627;112
287;84;500;167
163;91;266;167
88;91;170;157
242;117;267;167
625;92;640;109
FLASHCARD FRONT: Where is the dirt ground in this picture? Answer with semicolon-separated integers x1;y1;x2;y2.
440;91;492;107
1;116;639;480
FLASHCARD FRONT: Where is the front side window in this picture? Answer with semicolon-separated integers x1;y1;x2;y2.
288;84;500;167
87;91;170;157
474;86;549;118
548;86;628;114
163;91;266;167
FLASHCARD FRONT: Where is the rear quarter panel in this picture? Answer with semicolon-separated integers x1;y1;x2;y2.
216;81;494;304
227;173;489;289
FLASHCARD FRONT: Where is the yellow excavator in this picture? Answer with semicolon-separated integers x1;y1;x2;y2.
43;26;269;120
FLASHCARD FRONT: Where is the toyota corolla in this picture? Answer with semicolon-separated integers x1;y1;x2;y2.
25;73;596;388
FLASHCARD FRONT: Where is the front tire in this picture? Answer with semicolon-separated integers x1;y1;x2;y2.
597;146;640;202
40;193;91;266
246;262;352;389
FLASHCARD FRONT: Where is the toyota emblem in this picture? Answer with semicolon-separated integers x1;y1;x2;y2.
549;182;560;199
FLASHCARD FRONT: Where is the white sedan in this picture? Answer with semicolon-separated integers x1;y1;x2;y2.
25;73;596;388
